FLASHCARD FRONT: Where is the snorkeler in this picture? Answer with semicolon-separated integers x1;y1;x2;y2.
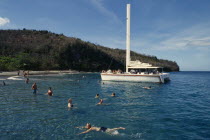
97;99;103;105
111;92;116;97
46;87;53;96
95;94;99;98
143;86;151;89
31;83;37;94
77;123;125;135
68;98;73;108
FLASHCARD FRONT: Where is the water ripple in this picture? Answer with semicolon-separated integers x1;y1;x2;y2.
0;72;210;139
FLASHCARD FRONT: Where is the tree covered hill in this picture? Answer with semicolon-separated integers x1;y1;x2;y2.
0;29;179;72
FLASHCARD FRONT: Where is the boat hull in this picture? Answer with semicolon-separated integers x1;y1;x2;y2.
101;73;170;83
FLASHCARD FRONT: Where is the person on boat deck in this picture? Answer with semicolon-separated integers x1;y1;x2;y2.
31;83;37;94
130;69;136;74
111;92;116;97
117;69;122;74
153;69;159;74
68;98;73;108
97;99;103;105
95;94;99;98
47;87;53;96
76;123;125;135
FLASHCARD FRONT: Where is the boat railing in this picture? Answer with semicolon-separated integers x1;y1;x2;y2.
102;70;123;74
101;70;166;76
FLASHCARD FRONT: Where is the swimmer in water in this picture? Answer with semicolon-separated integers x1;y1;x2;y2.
143;86;151;89
68;98;73;108
97;99;103;105
46;87;53;96
32;83;37;94
95;94;99;98
77;123;125;135
3;81;6;86
111;92;116;97
25;78;29;84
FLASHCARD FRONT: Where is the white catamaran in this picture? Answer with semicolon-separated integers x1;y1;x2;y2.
101;4;170;83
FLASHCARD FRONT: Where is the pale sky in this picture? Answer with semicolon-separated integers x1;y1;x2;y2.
1;0;210;71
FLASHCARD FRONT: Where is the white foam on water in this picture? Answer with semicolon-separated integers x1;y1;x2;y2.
111;130;119;135
7;76;25;80
130;132;143;139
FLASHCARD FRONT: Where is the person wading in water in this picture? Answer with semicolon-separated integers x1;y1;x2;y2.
31;83;37;94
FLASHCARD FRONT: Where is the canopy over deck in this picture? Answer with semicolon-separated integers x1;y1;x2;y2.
128;66;162;69
128;60;162;69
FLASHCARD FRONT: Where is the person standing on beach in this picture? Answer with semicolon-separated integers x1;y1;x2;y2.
24;72;27;78
32;83;37;94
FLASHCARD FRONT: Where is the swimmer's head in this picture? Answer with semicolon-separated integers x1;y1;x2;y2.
112;93;115;96
86;123;91;129
68;98;72;103
95;94;99;98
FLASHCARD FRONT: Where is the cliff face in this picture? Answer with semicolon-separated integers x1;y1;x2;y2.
0;29;179;71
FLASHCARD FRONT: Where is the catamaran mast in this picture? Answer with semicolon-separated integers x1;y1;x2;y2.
126;4;131;73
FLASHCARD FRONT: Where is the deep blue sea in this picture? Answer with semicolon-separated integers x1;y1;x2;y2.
0;72;210;140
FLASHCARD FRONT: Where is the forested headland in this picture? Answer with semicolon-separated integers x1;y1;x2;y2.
0;29;179;72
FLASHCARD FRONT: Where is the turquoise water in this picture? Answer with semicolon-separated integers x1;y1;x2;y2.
0;72;210;140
